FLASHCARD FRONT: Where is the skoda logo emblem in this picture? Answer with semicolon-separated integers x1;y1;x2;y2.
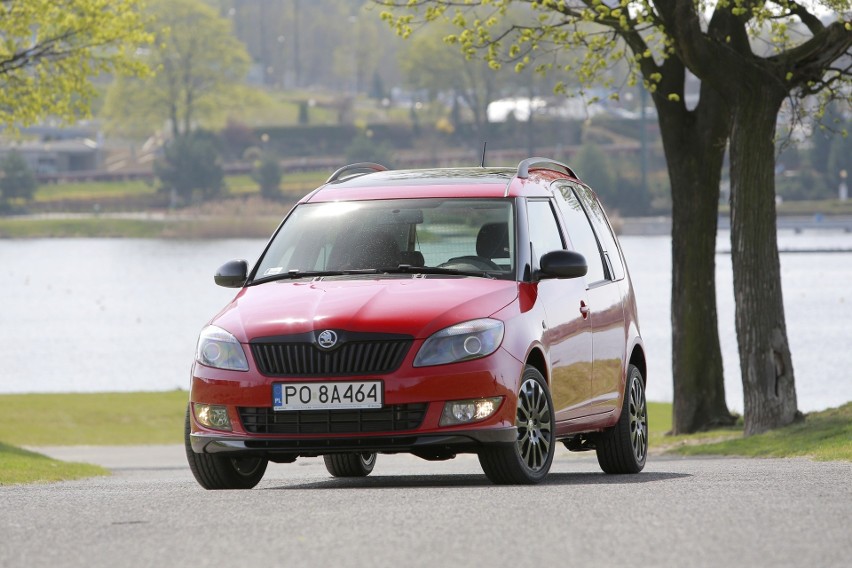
317;330;338;350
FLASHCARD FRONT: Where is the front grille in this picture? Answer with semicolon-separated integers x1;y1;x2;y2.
250;340;412;376
239;404;428;435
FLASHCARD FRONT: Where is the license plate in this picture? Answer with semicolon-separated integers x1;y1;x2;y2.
273;381;383;411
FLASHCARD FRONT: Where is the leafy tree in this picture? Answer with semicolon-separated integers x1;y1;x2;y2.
154;130;224;204
102;0;250;138
379;0;850;434
218;1;406;92
398;22;502;141
0;0;150;127
252;155;283;199
660;2;850;434
0;151;37;204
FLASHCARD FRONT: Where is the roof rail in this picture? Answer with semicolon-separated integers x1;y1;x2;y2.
326;162;389;184
516;157;577;180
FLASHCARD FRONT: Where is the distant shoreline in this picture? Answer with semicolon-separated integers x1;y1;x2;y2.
3;212;852;239
620;214;852;236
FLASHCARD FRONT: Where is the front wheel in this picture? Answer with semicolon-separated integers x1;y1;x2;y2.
184;407;268;490
596;365;648;474
479;365;555;484
323;453;377;477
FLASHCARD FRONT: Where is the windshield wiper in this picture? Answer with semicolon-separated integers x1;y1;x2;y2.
384;265;496;279
252;268;378;284
252;265;495;284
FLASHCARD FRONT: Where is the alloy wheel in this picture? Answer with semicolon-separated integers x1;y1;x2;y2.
629;377;648;463
516;377;553;471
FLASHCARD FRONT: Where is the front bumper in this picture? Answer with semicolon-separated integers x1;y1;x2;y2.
190;427;518;457
189;346;525;458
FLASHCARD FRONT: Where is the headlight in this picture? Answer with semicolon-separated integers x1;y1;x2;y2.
413;318;504;367
195;325;249;371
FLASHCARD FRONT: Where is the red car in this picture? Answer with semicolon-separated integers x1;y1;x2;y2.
185;158;647;488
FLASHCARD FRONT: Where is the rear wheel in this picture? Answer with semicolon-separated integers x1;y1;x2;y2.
596;365;647;474
479;365;555;484
323;453;377;477
184;407;268;490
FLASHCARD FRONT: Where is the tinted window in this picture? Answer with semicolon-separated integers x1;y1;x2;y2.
526;200;565;262
553;184;606;283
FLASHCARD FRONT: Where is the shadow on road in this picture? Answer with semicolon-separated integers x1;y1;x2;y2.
266;470;690;490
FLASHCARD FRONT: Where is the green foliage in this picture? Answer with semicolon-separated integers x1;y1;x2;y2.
575;143;652;214
0;151;37;203
0;0;151;128
776;170;832;201
102;0;250;137
221;119;259;161
827;131;852;185
576;143;616;200
154;130;224;203
345;131;394;166
252;155;283;199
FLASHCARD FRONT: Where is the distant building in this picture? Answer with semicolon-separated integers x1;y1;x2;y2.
1;124;103;176
0;138;101;174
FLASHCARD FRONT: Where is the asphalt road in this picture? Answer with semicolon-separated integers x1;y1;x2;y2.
2;446;850;568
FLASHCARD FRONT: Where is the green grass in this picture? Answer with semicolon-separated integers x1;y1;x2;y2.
29;171;324;206
0;391;188;486
34;179;157;203
647;401;673;442
226;172;326;197
0;443;108;486
0;217;169;238
0;391;189;446
672;402;852;461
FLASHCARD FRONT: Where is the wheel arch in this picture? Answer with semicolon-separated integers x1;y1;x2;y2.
629;344;647;385
525;346;548;384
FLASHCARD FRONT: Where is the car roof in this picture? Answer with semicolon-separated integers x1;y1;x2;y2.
302;165;580;203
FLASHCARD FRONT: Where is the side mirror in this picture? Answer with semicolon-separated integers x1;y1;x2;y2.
214;259;248;288
539;250;587;279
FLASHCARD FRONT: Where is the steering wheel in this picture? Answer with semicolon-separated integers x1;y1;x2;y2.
440;255;501;271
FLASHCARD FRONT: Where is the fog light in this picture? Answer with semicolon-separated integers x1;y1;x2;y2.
193;403;232;431
440;397;502;426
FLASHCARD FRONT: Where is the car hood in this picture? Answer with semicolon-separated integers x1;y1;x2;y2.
211;277;519;342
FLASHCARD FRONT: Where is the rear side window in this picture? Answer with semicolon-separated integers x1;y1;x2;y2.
571;183;625;281
552;185;606;284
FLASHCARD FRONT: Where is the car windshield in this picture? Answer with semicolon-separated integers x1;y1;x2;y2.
253;198;516;281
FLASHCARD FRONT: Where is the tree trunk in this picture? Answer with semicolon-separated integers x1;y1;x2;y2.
729;86;799;436
657;89;735;433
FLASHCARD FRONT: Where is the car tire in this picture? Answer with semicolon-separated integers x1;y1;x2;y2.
596;364;648;474
184;407;268;490
479;365;555;484
323;453;377;477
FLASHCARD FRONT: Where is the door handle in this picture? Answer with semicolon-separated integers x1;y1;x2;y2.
580;300;590;319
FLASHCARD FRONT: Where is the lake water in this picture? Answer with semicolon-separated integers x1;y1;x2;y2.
2;233;851;413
